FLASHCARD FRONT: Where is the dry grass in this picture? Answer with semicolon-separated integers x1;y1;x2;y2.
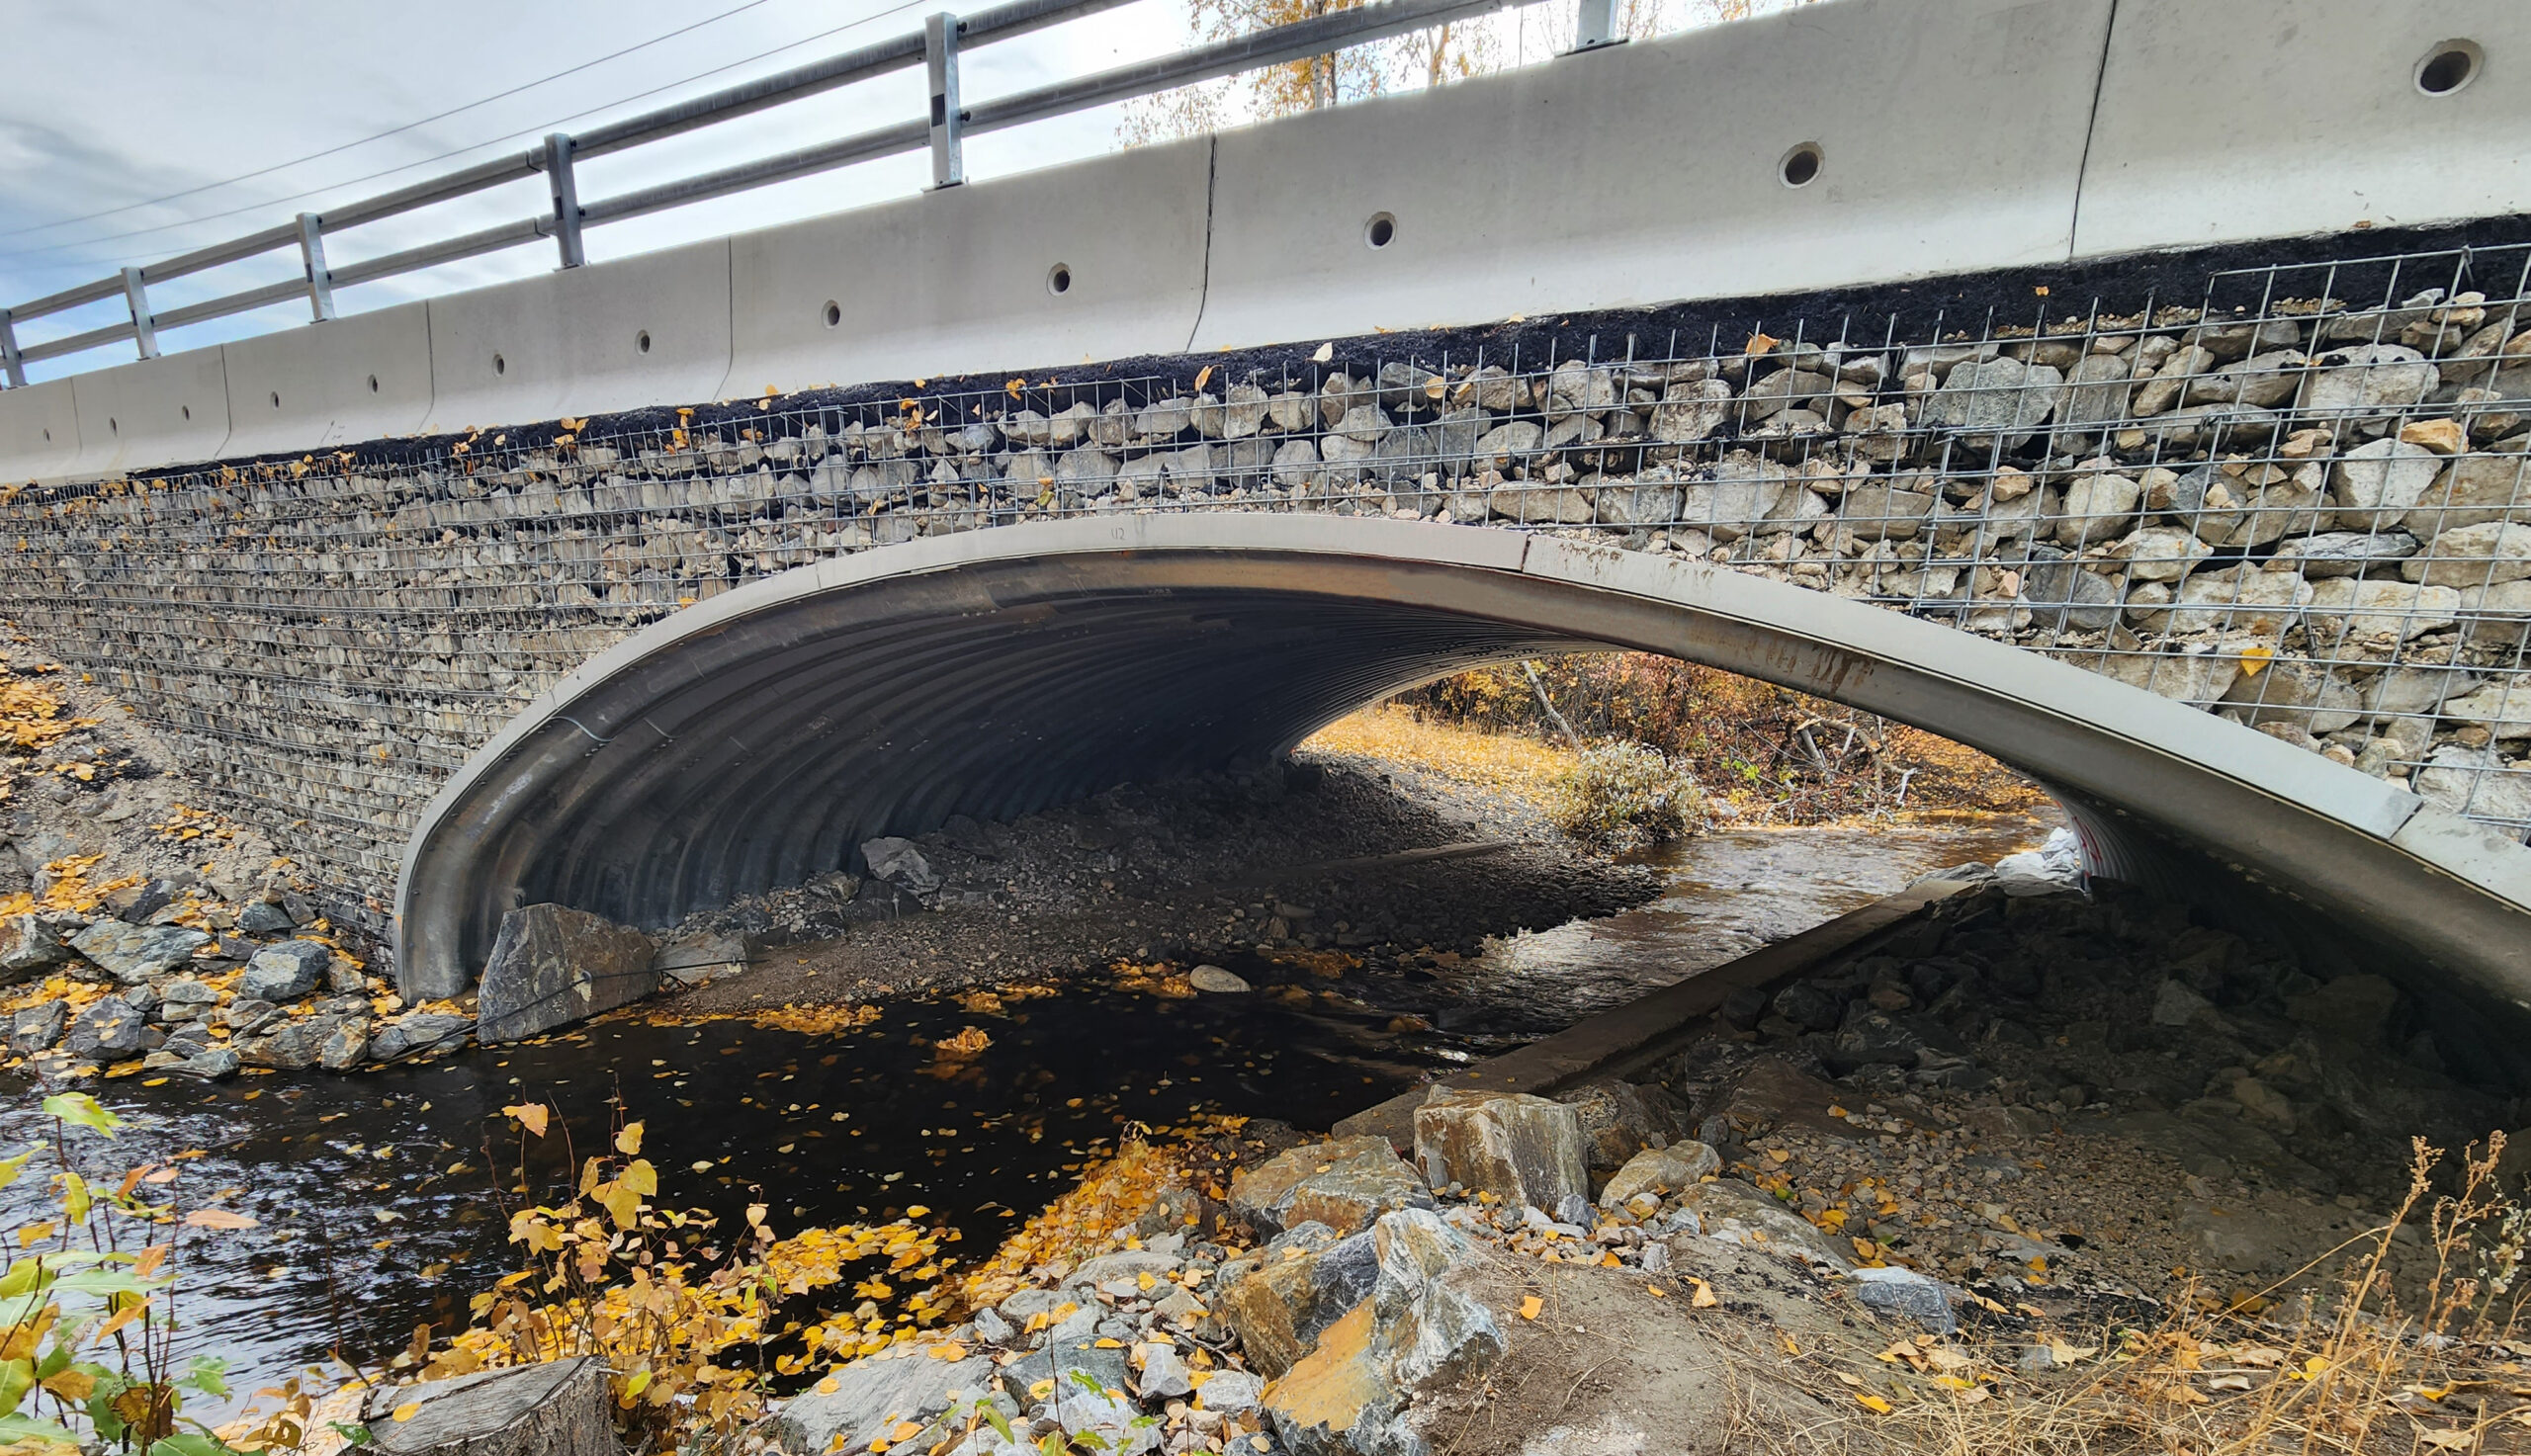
1867;1136;2530;1456
1303;704;1578;809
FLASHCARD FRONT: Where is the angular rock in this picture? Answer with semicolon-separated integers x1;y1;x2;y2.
1675;1179;1854;1270
998;1334;1130;1408
476;903;658;1044
773;1348;997;1456
359;1356;623;1456
1368;1208;1504;1389
11;998;68;1055
651;929;753;987
236;899;297;934
1260;1302;1392;1456
240;939;333;1002
2415;747;2531;825
1553;1080;1678;1170
1599;1142;1722;1209
155;977;220;1020
2270;529;2419;577
319;1017;371;1071
182;1047;240;1079
1196;1369;1264;1413
2401;520;2531;585
1850;1266;1960;1334
1650;379;1733;442
1133;1341;1192;1400
1228;1136;1432;1239
1922;357;2062;448
68;921;210;984
1413;1087;1589;1213
63;996;158;1062
1216;1229;1379;1377
235;1019;323;1071
2305;578;2459;644
1;911;80;980
2329;438;2441;530
105;879;176;924
858;837;942;898
2298;343;2438;430
2055;469;2140;546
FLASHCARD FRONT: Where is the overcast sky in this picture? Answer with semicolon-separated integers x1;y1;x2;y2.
0;0;1702;383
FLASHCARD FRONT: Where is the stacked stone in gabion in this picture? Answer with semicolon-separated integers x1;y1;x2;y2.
5;254;2530;930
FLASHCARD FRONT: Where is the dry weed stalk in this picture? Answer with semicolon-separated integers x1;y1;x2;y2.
1870;1136;2527;1456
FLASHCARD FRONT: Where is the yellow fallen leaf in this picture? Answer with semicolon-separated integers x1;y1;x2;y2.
1193;365;1214;390
1855;1394;1892;1414
392;1402;422;1422
616;1122;644;1155
2237;642;2275;679
1690;1278;1720;1309
184;1208;256;1231
1311;342;1334;364
1520;1296;1543;1321
1646;1284;1668;1298
503;1103;549;1138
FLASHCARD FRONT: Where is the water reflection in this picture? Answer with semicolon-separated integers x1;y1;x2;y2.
0;816;2038;1413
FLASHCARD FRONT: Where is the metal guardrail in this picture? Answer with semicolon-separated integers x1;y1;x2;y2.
0;0;1525;387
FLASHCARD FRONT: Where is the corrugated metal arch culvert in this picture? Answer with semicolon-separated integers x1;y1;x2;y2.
393;515;2531;1017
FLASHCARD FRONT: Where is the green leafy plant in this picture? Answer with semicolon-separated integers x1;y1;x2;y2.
2;1092;244;1455
1546;742;1704;850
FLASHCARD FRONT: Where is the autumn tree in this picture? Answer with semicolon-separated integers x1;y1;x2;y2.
1119;0;1823;144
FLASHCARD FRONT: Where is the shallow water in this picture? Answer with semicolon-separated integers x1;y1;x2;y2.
0;816;2039;1413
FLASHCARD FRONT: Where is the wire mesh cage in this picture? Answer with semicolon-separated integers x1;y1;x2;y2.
7;234;2530;941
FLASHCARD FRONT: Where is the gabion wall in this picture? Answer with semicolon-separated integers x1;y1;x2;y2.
6;239;2530;946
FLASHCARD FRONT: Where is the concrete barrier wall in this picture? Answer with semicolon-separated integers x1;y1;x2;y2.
724;135;1214;394
2075;0;2531;257
420;238;735;434
220;302;435;461
0;379;80;479
1196;0;2109;349
2;0;2527;481
66;349;231;479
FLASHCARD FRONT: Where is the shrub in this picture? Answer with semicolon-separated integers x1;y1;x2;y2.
1547;742;1704;849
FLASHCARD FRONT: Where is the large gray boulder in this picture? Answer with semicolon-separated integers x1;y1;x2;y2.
1412;1087;1590;1213
63;996;159;1062
11;999;68;1055
369;1011;474;1064
361;1356;623;1456
1228;1135;1433;1238
770;1347;997;1455
858;837;941;898
1;911;82;980
476;904;658;1043
239;939;332;1002
68;921;209;983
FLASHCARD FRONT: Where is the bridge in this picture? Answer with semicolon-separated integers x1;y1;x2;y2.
2;0;2529;1018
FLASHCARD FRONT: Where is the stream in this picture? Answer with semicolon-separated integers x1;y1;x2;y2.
0;817;2042;1413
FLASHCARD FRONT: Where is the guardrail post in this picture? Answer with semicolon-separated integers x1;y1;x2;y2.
926;13;965;189
296;213;338;322
546;131;587;268
1569;0;1620;51
0;309;23;388
121;267;160;360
